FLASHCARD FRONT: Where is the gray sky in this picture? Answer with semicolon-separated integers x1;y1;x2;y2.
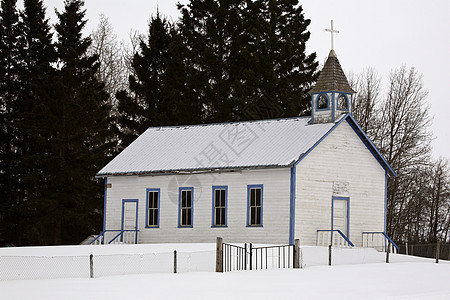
35;0;449;159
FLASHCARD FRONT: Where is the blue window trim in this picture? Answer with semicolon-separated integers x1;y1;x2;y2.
289;167;296;245
246;184;263;227
121;199;139;242
145;188;160;228
336;93;350;111
331;196;350;242
102;177;108;232
211;186;228;228
178;187;194;228
315;93;330;111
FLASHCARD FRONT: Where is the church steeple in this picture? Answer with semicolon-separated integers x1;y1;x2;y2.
309;21;355;124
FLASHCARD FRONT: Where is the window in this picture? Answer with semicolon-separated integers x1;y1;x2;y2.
317;94;328;110
212;186;227;227
146;189;160;227
179;187;193;227
247;185;263;226
337;94;348;110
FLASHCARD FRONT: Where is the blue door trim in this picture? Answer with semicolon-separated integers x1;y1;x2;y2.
121;199;139;242
331;196;350;241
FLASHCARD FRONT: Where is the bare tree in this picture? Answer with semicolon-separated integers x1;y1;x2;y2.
350;66;436;243
88;15;127;108
379;66;433;241
122;30;144;80
349;67;381;137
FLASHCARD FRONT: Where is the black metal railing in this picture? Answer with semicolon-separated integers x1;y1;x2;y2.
222;242;294;272
251;244;293;270
223;243;247;272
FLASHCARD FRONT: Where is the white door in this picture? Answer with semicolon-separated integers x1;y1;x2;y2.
333;199;348;236
122;201;137;230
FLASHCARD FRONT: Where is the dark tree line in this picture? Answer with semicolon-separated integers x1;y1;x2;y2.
1;0;318;245
0;0;115;245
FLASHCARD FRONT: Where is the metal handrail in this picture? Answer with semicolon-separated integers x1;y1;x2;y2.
362;232;399;250
108;229;140;244
317;229;355;247
90;231;106;245
90;229;139;245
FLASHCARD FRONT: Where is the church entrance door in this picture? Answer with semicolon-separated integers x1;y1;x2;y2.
332;197;349;238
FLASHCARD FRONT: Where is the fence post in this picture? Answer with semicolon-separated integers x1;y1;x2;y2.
406;242;408;255
436;240;440;264
89;254;94;278
386;242;390;263
249;243;253;270
328;245;332;266
293;239;300;269
174;250;178;273
216;237;223;272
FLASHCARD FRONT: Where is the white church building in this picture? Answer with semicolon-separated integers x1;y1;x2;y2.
94;49;396;247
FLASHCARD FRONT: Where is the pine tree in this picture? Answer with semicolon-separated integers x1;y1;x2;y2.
10;0;57;245
31;0;115;245
116;13;201;148
177;0;318;122
0;0;21;245
242;0;318;118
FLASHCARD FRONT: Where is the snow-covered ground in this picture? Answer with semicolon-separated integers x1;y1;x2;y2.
1;243;450;299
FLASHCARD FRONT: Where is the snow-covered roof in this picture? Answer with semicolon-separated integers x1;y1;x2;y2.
97;116;337;176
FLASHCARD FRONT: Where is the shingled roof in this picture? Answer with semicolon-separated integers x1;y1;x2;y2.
309;50;355;94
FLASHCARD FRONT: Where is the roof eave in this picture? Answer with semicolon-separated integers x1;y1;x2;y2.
95;164;293;178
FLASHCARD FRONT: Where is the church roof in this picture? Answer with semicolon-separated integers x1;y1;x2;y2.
309;50;355;94
97;114;396;177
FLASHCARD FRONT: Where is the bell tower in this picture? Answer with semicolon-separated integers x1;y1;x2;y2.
309;21;355;124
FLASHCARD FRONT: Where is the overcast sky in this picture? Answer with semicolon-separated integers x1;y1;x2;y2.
31;0;450;159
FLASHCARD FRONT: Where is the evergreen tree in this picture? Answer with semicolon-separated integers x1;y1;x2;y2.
0;0;21;245
116;13;200;148
242;0;318;118
177;0;318;122
31;0;115;245
11;0;57;245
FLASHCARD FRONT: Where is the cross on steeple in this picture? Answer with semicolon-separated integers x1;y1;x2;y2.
325;20;339;50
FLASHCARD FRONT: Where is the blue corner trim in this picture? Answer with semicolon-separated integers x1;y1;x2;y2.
289;166;296;245
212;186;228;227
384;170;387;234
145;188;160;228
331;92;335;122
247;184;263;227
178;187;194;228
121;199;139;242
102;177;108;232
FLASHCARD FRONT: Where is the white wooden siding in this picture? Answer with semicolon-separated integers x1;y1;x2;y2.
295;121;385;247
105;168;291;244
